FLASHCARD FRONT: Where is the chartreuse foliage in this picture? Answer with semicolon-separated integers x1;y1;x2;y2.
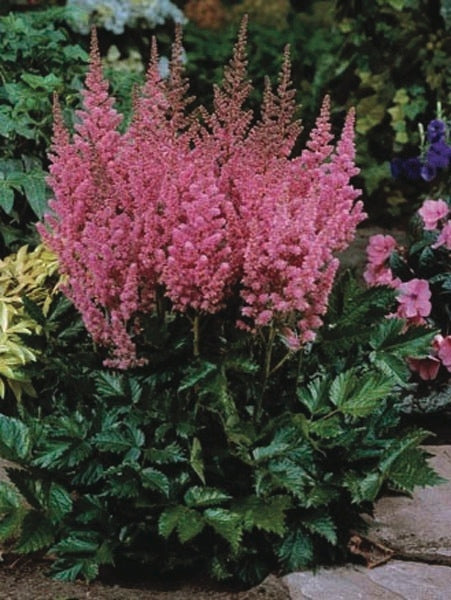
0;274;442;585
0;244;59;402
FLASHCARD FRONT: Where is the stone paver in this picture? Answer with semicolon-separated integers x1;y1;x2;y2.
284;445;451;599
283;561;451;600
369;445;451;564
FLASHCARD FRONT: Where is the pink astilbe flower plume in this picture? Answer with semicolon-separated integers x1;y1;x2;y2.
41;24;364;368
208;15;253;159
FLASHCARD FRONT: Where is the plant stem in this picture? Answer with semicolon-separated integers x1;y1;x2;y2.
193;314;200;357
156;286;165;321
255;325;276;424
269;351;292;376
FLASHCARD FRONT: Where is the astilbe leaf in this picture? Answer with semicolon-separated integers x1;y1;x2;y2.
141;467;170;497
277;528;314;571
0;482;26;542
204;508;243;553
0;414;31;462
46;482;73;524
145;442;186;465
387;448;447;492
302;512;338;545
232;494;291;536
184;486;232;508
158;505;205;543
369;318;436;358
94;371;125;398
51;533;99;556
15;511;55;554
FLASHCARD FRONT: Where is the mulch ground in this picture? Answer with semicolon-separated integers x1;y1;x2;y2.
0;557;290;600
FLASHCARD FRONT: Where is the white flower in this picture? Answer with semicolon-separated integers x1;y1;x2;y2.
67;0;186;34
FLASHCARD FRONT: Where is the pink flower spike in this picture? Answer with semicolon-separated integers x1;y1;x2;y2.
437;335;451;371
432;220;451;250
418;198;449;230
396;278;432;319
280;327;301;351
366;234;397;266
408;356;441;380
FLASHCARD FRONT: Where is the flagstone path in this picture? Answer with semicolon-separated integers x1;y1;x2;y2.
283;444;451;599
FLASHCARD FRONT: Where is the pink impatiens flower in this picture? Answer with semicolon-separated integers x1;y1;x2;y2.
396;278;432;319
437;335;451;372
432;220;451;250
366;234;398;266
418;198;449;230
408;356;441;381
363;263;400;288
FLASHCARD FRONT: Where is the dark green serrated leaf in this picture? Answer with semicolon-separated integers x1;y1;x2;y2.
278;529;314;571
297;377;331;416
146;442;185;464
184;486;232;508
51;534;99;555
15;511;55;553
204;508;242;552
233;495;291;536
158;505;205;543
387;447;446;493
21;295;46;327
303;512;337;545
0;415;31;461
141;467;170;497
47;483;73;524
95;372;125;398
178;360;217;392
190;437;206;485
310;415;343;439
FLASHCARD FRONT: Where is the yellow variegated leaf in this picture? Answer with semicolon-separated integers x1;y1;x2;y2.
4;340;36;364
0;303;11;332
20;380;37;398
0;363;16;379
0;244;60;402
7;379;24;403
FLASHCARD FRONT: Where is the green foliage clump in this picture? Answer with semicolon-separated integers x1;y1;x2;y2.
0;8;88;253
0;7;143;255
0;274;441;586
329;0;451;220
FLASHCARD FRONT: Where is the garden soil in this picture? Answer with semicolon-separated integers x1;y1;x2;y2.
0;559;290;599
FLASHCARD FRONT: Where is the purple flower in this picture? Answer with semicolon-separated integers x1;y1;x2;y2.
390;157;404;178
420;162;437;182
390;156;422;180
403;157;423;180
427;119;447;143
426;141;451;170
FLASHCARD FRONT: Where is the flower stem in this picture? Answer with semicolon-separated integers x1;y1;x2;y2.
255;325;276;424
193;314;200;357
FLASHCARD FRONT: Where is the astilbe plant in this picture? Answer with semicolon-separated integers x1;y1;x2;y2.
39;20;365;368
0;24;443;585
